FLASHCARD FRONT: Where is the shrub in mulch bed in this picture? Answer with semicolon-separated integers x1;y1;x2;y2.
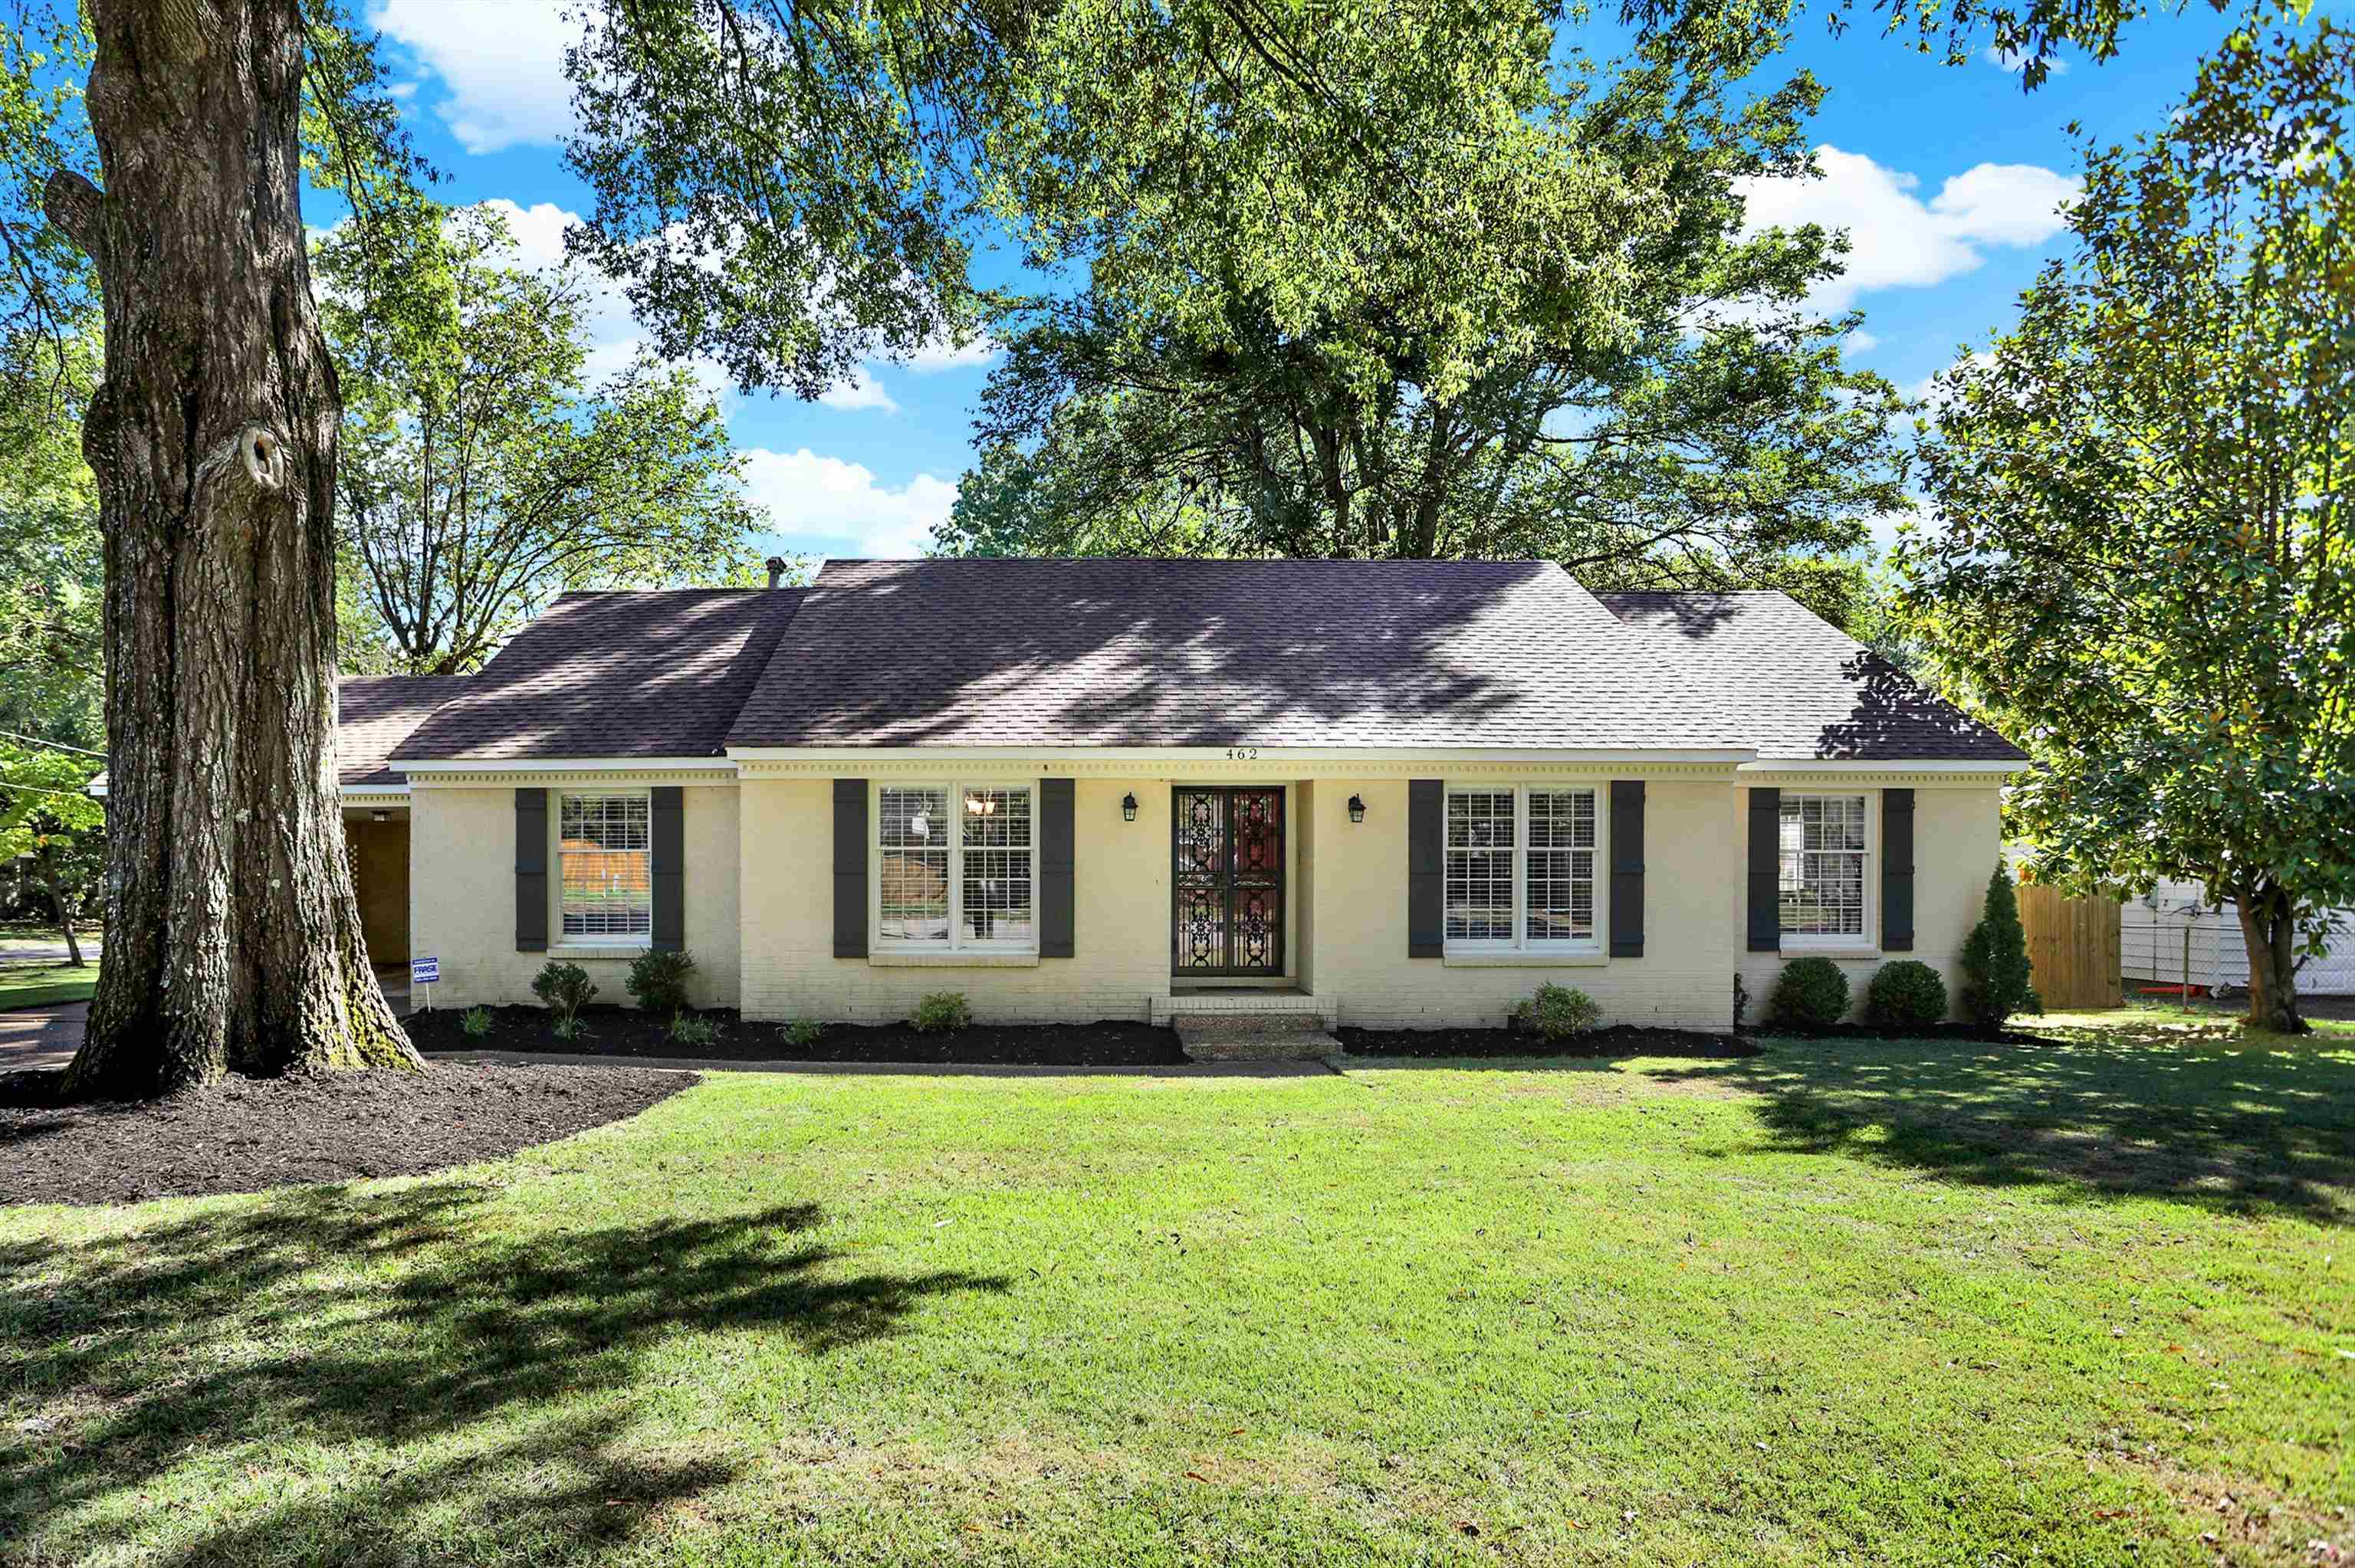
402;1003;1187;1068
1334;1024;1759;1059
0;1062;691;1208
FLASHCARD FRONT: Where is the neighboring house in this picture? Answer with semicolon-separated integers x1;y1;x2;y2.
316;559;2024;1032
2123;878;2355;996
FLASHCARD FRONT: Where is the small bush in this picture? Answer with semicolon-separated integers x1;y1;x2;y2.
1960;868;2043;1029
1512;982;1603;1040
668;1010;719;1048
1769;956;1851;1028
628;949;697;1014
1866;959;1949;1031
530;960;596;1022
911;991;972;1034
550;1014;589;1042
782;1016;826;1048
458;1005;494;1041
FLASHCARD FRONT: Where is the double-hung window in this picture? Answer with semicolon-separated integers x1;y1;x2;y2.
1444;786;1601;952
559;791;651;943
1779;793;1868;944
877;784;1036;951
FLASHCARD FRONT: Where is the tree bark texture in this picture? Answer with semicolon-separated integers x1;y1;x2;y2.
51;0;420;1095
41;862;85;968
2235;881;2308;1036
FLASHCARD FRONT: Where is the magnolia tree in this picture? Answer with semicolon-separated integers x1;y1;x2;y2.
1900;17;2354;1034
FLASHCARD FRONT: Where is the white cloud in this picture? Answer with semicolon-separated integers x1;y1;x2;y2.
1983;46;2068;75
817;368;899;413
900;332;1002;373
740;448;957;557
1846;330;1880;356
1737;146;2080;313
370;0;579;154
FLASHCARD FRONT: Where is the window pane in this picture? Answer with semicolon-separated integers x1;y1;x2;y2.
560;794;651;937
879;787;949;943
1446;791;1514;941
1779;794;1866;937
962;788;1033;943
1524;790;1595;943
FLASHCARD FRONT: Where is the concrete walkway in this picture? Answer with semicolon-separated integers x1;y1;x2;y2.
0;937;101;964
0;1002;85;1073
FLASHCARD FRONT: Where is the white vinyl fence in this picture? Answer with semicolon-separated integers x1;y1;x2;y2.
2122;887;2355;996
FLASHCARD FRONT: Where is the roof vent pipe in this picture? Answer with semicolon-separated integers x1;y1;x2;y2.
764;556;788;589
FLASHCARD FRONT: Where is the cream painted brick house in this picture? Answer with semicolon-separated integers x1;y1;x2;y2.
332;559;2025;1034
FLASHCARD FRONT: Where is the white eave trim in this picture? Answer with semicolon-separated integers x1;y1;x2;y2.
340;783;414;796
392;756;738;773
727;745;1762;765
1736;758;2027;774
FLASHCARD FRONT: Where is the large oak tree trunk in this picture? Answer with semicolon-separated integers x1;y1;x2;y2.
48;0;420;1097
2235;881;2308;1036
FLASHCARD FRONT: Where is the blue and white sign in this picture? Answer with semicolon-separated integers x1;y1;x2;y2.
411;956;441;986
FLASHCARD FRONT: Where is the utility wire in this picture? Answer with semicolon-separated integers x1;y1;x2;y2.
0;730;106;759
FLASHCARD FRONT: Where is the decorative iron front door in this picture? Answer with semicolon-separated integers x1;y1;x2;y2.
1171;787;1285;976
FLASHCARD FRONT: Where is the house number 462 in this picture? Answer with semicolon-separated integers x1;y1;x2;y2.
1226;746;1260;760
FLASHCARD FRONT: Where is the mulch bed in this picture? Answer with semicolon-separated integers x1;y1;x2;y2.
1741;1021;2057;1045
0;1062;692;1208
1334;1024;1759;1059
402;1004;1190;1068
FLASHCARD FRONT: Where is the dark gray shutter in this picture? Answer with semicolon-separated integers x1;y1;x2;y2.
1408;779;1444;959
1746;786;1782;953
1040;777;1075;958
1881;787;1916;952
650;786;684;952
1609;780;1645;958
515;788;548;952
833;778;868;959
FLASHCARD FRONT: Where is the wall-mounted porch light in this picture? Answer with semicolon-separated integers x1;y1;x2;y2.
1348;793;1367;824
370;809;391;823
1122;792;1139;822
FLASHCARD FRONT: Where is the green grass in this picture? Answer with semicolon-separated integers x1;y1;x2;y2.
0;958;97;1009
4;1032;2350;1565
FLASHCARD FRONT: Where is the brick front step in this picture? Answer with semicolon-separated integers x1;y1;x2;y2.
1176;1025;1341;1062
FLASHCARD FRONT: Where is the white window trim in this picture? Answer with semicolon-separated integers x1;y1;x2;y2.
1778;791;1874;950
556;787;653;948
872;780;1041;955
1440;783;1608;957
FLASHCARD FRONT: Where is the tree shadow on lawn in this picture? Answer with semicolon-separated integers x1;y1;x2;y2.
0;1183;1009;1563
1650;1036;2355;1221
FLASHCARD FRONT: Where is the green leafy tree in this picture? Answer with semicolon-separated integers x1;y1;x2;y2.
0;740;103;966
936;34;1904;605
0;326;101;748
1900;15;2353;1034
317;205;763;674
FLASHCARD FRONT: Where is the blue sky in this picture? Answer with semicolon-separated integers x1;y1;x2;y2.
356;1;2253;564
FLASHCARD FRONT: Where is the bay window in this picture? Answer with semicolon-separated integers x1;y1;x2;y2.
1444;786;1599;951
1779;793;1868;944
877;783;1036;950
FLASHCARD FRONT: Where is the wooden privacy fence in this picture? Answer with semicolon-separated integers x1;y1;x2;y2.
2017;879;2123;1009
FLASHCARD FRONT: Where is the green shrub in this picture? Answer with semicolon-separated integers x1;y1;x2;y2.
1511;982;1603;1040
458;1005;494;1041
1960;868;2043;1029
668;1010;719;1048
911;992;972;1034
1866;959;1949;1031
782;1016;826;1048
1769;956;1851;1028
550;1014;589;1042
627;949;697;1014
530;960;596;1023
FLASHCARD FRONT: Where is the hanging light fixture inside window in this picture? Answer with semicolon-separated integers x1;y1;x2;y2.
965;790;996;817
1122;792;1138;822
1348;794;1367;824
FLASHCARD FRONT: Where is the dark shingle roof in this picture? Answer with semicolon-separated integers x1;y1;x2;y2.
337;676;471;786
726;559;1747;750
398;589;806;761
1594;590;2026;762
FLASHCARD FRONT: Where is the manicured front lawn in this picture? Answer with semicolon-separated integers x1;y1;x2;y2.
0;958;97;1010
3;1033;2350;1565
